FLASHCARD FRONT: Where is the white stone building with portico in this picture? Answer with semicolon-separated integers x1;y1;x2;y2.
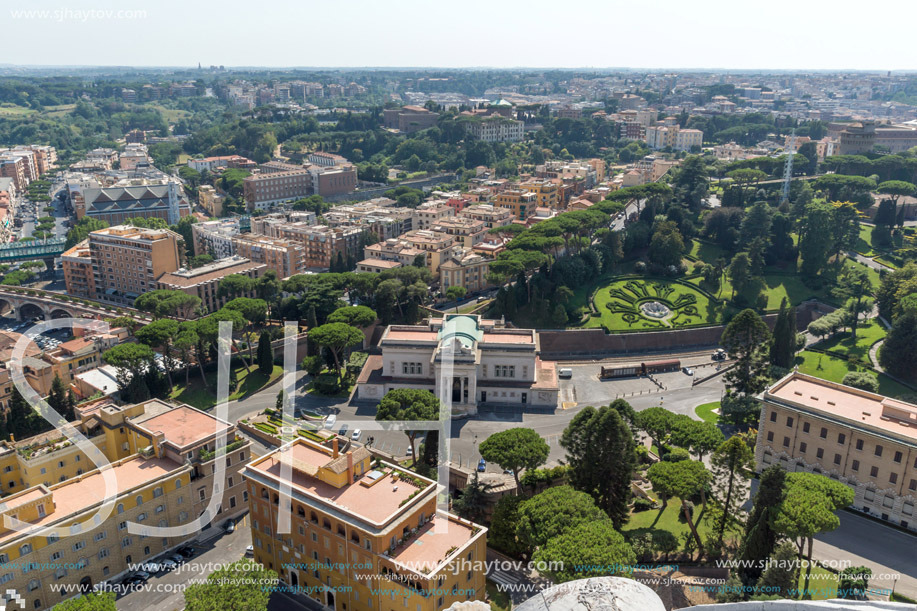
356;315;558;416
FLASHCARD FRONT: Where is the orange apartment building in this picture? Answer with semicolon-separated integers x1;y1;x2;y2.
156;256;266;314
232;234;307;279
252;221;365;271
243;168;311;211
88;226;184;305
61;240;96;299
242;438;487;611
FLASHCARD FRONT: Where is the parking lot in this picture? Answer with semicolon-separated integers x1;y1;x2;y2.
557;364;697;407
0;315;71;350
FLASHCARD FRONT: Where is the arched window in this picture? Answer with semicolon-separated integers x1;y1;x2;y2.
261;488;268;499
296;505;305;518
135;495;143;506
19;544;32;556
27;579;39;591
175;479;182;489
117;503;124;514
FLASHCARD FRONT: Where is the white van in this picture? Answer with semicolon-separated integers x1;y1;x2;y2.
558;368;573;379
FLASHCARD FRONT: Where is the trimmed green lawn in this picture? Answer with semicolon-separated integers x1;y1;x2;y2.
795;351;914;399
798;564;840;600
854;224;878;257
814;319;886;361
590;278;718;331
624;497;741;544
695;401;720;424
689;240;728;263
170;364;283;410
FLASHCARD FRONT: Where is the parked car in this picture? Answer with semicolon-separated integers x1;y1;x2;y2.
477;458;487;472
131;570;150;582
224;519;235;533
324;414;337;430
160;559;178;571
178;546;196;558
682;367;695;376
405;446;413;456
558;368;573;379
351;429;362;441
245;545;254;556
168;554;184;565
338;424;348;436
140;562;161;574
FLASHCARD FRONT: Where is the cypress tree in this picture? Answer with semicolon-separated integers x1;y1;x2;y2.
736;465;786;588
770;299;794;369
257;331;274;375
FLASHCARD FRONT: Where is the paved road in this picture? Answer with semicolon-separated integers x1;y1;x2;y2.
227;360;725;472
813;510;917;600
115;517;252;611
849;251;893;272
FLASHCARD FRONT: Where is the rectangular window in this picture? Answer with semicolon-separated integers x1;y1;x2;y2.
816;448;824;459
856;439;864;451
851;460;860;472
800;442;807;453
870;466;879;478
786;416;794;427
802;422;810;433
834;454;841;465
766;431;774;442
769;411;777;422
838;433;846;445
890;473;898;484
782;436;790;448
894;451;903;463
819;427;828;439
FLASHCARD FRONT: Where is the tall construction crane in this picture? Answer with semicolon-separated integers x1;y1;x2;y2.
782;129;797;204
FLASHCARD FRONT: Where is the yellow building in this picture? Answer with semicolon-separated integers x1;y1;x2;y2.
243;438;487;611
519;180;559;209
0;399;250;530
440;250;490;294
493;189;536;220
0;454;192;610
401;230;458;275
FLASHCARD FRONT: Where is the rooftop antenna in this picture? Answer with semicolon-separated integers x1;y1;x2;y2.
782;128;796;204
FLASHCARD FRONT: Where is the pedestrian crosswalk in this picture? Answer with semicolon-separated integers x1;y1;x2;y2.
487;567;519;587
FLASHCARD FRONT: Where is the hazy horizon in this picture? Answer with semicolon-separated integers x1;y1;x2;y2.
2;0;915;71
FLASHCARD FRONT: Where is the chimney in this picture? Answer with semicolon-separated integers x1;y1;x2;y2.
332;437;339;459
346;451;354;485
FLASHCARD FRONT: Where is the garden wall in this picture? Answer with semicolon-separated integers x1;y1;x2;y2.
539;301;827;359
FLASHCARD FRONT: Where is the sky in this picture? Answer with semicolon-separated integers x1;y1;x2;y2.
1;0;914;71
